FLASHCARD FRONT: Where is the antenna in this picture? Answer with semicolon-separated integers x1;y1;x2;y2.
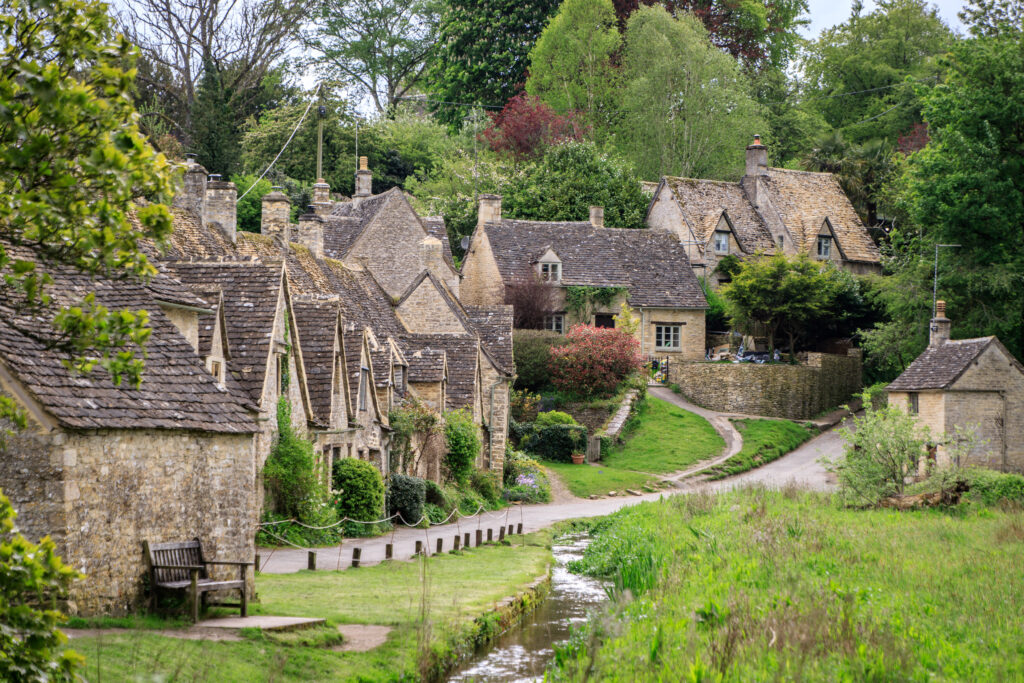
316;90;326;181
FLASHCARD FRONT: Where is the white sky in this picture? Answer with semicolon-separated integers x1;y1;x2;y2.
801;0;967;37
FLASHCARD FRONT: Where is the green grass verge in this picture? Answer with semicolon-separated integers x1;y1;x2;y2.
543;462;654;498
553;488;1024;681
603;397;724;474
66;531;553;682
705;418;813;479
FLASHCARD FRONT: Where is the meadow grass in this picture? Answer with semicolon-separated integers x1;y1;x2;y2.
603;397;724;474
705;417;813;479
66;530;553;682
550;487;1024;681
543;461;655;498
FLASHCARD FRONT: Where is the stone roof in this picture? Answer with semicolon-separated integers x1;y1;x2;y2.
146;272;213;310
887;338;995;391
465;305;514;374
292;300;340;426
761;168;880;264
323;190;402;259
370;348;392;389
406;348;445;383
342;328;370;414
0;249;255;433
194;290;224;357
404;334;477;410
662;177;776;253
482;220;708;309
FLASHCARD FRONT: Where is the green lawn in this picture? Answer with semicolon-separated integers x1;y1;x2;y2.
705;418;814;479
603;397;724;474
553;488;1024;681
66;532;552;681
544;461;655;498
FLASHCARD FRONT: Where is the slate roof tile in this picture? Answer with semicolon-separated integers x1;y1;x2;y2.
887;338;994;391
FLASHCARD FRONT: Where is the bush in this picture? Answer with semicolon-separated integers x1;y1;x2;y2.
513;330;567;391
549;325;643;398
964;469;1024;506
424;479;450;509
387;474;426;525
509;418;535;447
522;424;587;462
470;469;502;506
502;450;553;503
861;382;889;410
424;502;448;524
263;398;335;528
535;410;577;427
332;458;385;521
510;388;541;421
444;409;480;484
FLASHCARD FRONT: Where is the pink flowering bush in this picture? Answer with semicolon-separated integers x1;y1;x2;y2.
548;325;643;398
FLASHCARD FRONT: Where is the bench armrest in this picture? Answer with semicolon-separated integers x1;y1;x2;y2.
205;561;254;567
151;564;205;570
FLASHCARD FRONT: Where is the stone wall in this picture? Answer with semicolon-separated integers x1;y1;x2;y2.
670;350;862;419
0;423;256;615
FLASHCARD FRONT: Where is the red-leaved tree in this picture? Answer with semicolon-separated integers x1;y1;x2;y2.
549;325;643;398
481;93;587;162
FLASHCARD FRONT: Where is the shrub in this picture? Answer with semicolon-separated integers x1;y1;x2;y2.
264;398;330;524
389;398;442;474
964;469;1024;506
424;502;448;524
510;388;541;422
548;325;643;398
332;458;385;521
387;474;426;525
522;424;587;462
535;410;577;427
861;382;889;410
444;409;480;484
509;418;535;447
502;450;553;503
513;330;567;391
424;479;450;509
470;469;502;506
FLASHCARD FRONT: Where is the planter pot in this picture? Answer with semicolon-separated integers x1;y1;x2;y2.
571;454;586;465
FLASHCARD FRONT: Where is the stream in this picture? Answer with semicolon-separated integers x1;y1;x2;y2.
447;536;608;682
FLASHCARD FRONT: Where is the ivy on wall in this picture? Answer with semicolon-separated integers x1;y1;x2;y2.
564;286;628;321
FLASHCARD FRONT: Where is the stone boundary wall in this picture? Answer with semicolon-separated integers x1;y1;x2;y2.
669;350;862;420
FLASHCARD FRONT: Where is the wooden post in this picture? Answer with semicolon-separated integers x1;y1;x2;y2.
307;550;316;571
487;528;493;542
508;524;514;536
385;543;393;560
254;553;261;573
464;532;471;548
352;547;361;568
517;523;523;535
415;540;423;556
436;538;443;554
190;569;199;623
499;526;505;541
475;530;482;547
453;535;460;552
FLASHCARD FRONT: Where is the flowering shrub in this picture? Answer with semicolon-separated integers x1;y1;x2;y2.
502;450;553;503
548;325;643;398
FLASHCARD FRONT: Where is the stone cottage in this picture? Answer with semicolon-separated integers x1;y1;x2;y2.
460;195;708;361
0;250;257;614
887;301;1024;472
646;136;882;286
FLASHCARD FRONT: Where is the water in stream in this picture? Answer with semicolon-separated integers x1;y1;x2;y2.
448;536;607;682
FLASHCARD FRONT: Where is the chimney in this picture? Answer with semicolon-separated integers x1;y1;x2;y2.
745;134;769;177
929;300;952;348
173;154;208;218
298;208;324;258
312;177;332;215
204;174;237;244
261;187;291;245
354;156;372;199
589;206;604;228
477;194;502;230
420;235;444;277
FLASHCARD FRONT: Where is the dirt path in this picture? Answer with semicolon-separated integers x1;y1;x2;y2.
545;464;579;503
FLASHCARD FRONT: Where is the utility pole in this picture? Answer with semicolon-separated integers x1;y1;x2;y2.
933;243;961;316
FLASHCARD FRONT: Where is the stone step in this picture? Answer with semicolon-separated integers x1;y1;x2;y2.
196;616;325;631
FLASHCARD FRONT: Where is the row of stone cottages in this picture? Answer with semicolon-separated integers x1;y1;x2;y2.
0;158;514;614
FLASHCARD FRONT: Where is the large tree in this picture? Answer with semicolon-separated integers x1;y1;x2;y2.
614;6;765;181
426;0;561;128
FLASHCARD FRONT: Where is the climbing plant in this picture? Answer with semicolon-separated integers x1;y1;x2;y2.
564;286;628;321
389;398;442;474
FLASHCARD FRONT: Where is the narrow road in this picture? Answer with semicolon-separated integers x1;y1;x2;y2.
259;393;846;574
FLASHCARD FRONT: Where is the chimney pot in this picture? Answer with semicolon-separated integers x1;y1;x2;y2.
208;173;222;181
354;158;372;199
298;211;324;258
173;158;208;217
359;156;368;171
929;300;952;348
589;206;604;228
745;135;768;178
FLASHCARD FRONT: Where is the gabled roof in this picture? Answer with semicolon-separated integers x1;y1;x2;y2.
660;177;775;254
422;216;457;269
406;348;446;383
887;338;996;391
0;248;255;433
481;220;708;309
397;270;476;334
195;289;230;360
292;299;343;426
370;348;392;389
465;305;514;375
403;334;478;410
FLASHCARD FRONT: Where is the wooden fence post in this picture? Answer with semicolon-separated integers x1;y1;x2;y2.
307;551;316;571
352;547;361;568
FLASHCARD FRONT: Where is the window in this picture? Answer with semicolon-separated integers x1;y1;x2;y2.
332;446;341;462
543;314;564;334
908;392;919;415
777;235;784;250
394;366;404;395
655;325;681;350
714;231;729;255
817;236;832;259
540;262;561;282
594;313;615;329
209;359;223;385
359;367;369;411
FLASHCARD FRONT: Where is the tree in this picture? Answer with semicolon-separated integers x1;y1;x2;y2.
614;7;766;181
0;490;82;681
721;253;831;357
0;0;174;397
426;0;562;128
803;132;894;226
960;0;1024;36
525;0;621;125
481;94;586;162
751;67;828;169
502;141;650;228
504;274;560;329
307;0;440;115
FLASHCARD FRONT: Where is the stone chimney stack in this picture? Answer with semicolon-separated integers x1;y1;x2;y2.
929;300;952;348
420;235;445;277
298;208;324;258
261;187;291;245
174;154;208;219
204;174;237;244
745;135;769;177
589;206;605;228
354;156;372;199
477;194;502;230
312;178;332;215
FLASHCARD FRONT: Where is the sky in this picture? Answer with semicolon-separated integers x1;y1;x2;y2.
802;0;967;37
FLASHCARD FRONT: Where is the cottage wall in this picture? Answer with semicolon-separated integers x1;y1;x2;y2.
460;231;505;307
397;283;466;335
478;361;510;472
949;345;1024;471
646;188;701;262
640;308;705;361
160;305;200;353
409;381;444;412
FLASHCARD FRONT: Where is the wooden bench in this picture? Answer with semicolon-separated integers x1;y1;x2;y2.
144;538;252;623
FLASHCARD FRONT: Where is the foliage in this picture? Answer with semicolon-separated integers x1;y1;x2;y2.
427;0;562;128
960;0;1024;36
389;397;442;475
803;131;896;226
424;479;450;508
263;398;331;527
191;58;243;175
504;274;560;329
830;402;931;506
443;409;480;484
481;94;586;162
502;142;650;228
543;461;653;498
512;330;567;391
564;286;628;321
549;325;644;398
387;474;426;524
307;0;439;115
535;410;578;428
752;66;829;169
861;382;889;410
0;490;83;681
961;468;1024;506
509;388;541;422
331;457;385;521
614;7;766;182
469;470;502;506
521;424;587;462
0;0;175;394
698;279;728;334
603;397;724;474
705;418;813;479
502;450;553;503
611;302;641;336
230;174;274;233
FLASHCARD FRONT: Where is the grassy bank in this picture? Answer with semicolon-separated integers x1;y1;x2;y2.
67;531;553;681
704;418;813;479
550;488;1024;681
544;462;654;498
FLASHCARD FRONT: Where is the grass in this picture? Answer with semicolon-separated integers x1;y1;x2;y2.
704;418;814;479
66;530;553;682
543;461;655;498
603;397;724;474
551;487;1024;681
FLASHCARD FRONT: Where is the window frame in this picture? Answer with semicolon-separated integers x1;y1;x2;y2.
908;392;919;415
543;314;565;334
654;324;682;350
539;261;561;282
713;231;730;255
817;235;832;259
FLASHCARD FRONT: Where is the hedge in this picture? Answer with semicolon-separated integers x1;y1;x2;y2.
521;424;587;462
332;458;384;521
387;474;426;524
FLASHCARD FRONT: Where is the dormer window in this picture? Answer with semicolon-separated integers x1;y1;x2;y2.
540;262;561;282
714;232;729;255
817;236;832;259
209;359;224;387
394;366;405;395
